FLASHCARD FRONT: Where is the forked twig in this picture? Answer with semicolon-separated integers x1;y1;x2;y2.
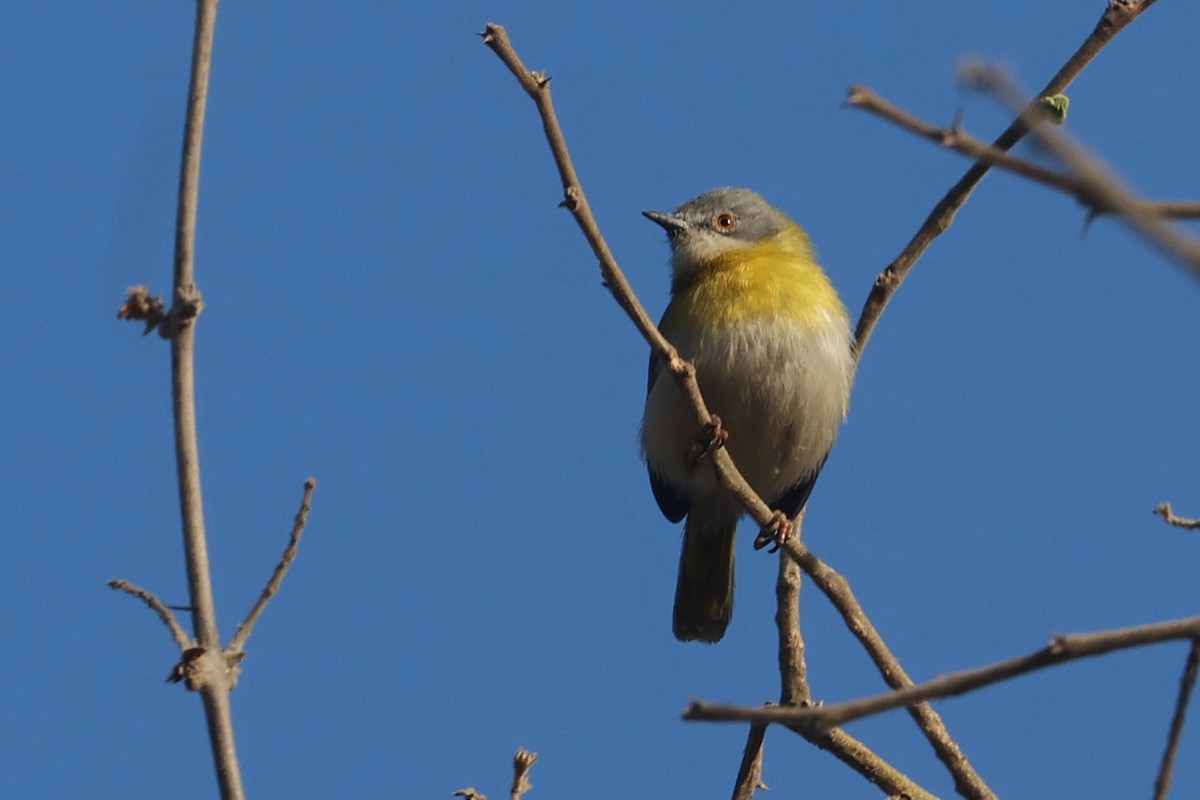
960;61;1200;279
846;86;1200;222
483;20;968;799
850;0;1160;361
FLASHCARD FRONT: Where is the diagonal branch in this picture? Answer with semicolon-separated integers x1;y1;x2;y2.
108;578;193;651
480;23;790;551
483;21;949;798
775;538;990;800
847;85;1200;222
850;0;1160;362
685;616;1200;731
1153;640;1200;800
227;478;317;654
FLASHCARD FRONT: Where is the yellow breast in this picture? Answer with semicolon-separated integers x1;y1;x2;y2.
663;225;846;333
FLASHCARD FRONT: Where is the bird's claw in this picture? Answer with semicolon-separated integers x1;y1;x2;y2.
754;511;794;552
689;415;728;465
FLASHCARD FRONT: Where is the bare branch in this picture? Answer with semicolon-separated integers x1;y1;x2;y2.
730;721;769;800
847;85;1200;224
480;24;793;560
1155;502;1200;531
485;22;973;798
777;539;992;799
227;478;318;654
731;551;939;799
850;0;1160;361
776;529;811;706
117;1;244;796
108;578;193;651
1153;640;1200;800
685;616;1200;732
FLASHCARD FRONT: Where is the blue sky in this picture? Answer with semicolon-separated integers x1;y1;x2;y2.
3;2;1199;798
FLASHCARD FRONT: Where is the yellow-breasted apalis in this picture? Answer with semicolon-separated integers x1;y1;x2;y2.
641;188;854;643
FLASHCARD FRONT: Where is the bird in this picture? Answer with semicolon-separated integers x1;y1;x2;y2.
640;188;854;643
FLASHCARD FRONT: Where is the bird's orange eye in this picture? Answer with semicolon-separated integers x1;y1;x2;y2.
713;212;738;234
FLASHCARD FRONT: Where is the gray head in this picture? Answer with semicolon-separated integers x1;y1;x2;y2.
642;188;793;270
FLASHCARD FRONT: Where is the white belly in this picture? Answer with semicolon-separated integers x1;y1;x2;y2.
642;313;852;509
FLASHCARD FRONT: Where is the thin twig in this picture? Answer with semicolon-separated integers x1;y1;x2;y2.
227;478;317;654
802;729;939;800
960;61;1200;279
847;85;1200;224
1154;503;1200;531
730;721;769;800
685;616;1200;731
484;23;956;799
776;529;811;706
776;538;991;799
481;24;791;561
850;0;1159;362
108;579;193;650
1153;640;1200;800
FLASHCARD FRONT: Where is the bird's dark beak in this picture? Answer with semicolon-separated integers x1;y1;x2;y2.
642;210;688;238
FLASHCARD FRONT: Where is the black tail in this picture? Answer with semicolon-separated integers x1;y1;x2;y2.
673;516;736;643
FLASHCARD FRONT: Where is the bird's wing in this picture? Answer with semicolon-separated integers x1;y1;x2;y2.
773;452;830;520
647;351;689;523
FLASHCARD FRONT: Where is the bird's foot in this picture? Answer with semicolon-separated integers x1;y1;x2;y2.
754;511;794;552
689;415;727;465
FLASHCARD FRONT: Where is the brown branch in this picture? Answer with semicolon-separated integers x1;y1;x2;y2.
850;0;1160;362
1154;502;1200;531
1154;640;1200;798
227;478;317;654
730;721;769;800
847;85;1200;224
108;579;193;651
960;61;1200;279
729;550;938;799
777;539;991;800
685;616;1200;732
480;24;792;553
117;1;243;797
485;22;959;799
1153;640;1200;800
